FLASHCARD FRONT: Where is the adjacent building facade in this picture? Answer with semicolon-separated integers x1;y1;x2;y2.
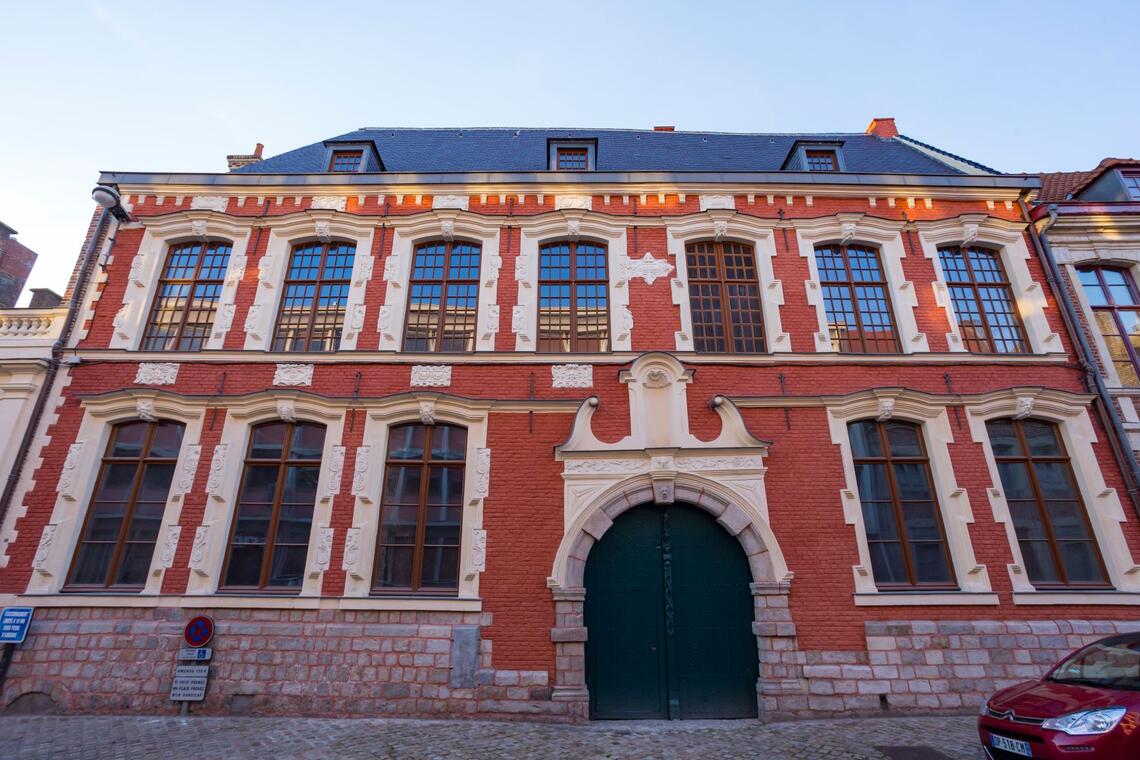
0;121;1138;721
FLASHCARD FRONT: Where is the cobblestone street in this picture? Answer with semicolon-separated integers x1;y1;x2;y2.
3;714;984;759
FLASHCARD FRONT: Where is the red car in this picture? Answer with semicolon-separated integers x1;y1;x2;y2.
978;632;1140;758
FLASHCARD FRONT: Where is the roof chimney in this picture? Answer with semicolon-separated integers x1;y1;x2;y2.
227;142;265;171
653;125;675;132
865;118;898;139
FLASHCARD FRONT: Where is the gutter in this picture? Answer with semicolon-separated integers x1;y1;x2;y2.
1020;198;1140;520
0;209;114;530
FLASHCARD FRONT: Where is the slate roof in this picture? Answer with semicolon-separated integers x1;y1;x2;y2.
1038;158;1140;201
232;128;979;176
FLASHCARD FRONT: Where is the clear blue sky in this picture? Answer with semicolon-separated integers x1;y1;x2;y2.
2;0;1138;300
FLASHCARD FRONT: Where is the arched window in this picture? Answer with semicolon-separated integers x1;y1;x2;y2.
272;240;355;352
1077;267;1140;386
142;241;231;351
848;419;954;588
66;420;185;590
814;244;899;353
685;240;765;353
403;240;481;352
538;240;609;352
986;418;1108;587
221;420;326;591
374;423;466;593
938;245;1027;353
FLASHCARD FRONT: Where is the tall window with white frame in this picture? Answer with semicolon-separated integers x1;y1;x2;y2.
538;240;610;352
985;417;1109;588
937;245;1028;353
848;419;954;589
221;420;326;592
66;420;185;590
374;423;466;594
403;240;481;352
1077;266;1140;386
142;241;231;351
272;241;355;352
685;239;765;353
814;243;900;353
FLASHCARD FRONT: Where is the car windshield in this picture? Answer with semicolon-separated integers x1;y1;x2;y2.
1051;636;1140;691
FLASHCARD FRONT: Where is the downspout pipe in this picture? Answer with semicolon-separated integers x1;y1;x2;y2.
1020;198;1140;520
0;207;114;529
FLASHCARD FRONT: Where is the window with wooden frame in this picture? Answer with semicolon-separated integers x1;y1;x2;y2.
556;147;589;171
986;417;1109;588
538;240;610;352
221;421;326;592
141;241;231;351
1077;267;1140;386
814;244;900;353
403;240;481;352
272;240;355;352
329;150;363;173
805;150;838;172
374;423;467;593
848;419;955;589
685;240;765;353
938;245;1028;354
1123;172;1140;201
65;420;185;590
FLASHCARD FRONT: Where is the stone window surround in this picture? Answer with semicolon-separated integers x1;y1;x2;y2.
825;388;995;604
915;215;1060;355
513;211;631;352
24;391;206;595
664;210;789;353
965;388;1140;603
244;210;376;352
793;213;928;354
111;211;253;351
378;211;502;353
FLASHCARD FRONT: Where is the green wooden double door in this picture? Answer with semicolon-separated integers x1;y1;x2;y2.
583;502;759;720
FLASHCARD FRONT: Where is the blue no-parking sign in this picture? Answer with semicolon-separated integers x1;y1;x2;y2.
0;607;34;644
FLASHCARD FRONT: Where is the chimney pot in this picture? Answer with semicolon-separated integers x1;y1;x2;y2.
865;118;899;139
254;142;264;158
653;125;675;132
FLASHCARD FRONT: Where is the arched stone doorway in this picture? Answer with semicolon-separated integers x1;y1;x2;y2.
584;501;758;719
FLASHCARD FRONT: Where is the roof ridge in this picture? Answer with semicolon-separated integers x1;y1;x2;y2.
349;126;868;137
896;133;1000;174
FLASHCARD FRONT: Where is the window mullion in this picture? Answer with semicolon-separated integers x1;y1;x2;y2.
717;242;737;353
568;243;579;352
107;423;155;587
881;424;918;587
1016;421;1068;586
411;427;433;591
261;427;292;589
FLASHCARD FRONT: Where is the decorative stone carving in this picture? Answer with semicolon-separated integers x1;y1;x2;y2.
650;455;675;471
552;364;593;388
352;255;374;287
840;221;858;245
473;448;491;500
189;525;211;576
432;194;469;210
512;305;530;342
257;254;275;288
190;195;229;212
699;194;735;211
347;303;366;335
213;303;235;339
485;253;502;289
323;446;345;500
377;304;395;339
190;220;209;241
314;527;334;573
273;363;314;386
112;305;130;340
713;220;729;241
129;253;146;288
419;399;436;426
675;455;765;471
654;480;676;504
174;444;201;496
243;304;262;339
225;255;247;287
206;444;229;500
622;252;674;286
134;362;179;385
616;304;633;341
482;304;500;340
411;365;452;387
383;254;401;284
33;524;57;573
136;398;158;422
555;195;592;211
158;525;181;569
342;526;363;577
471;528;487;572
514;255;531;286
566;218;581;241
1014;397;1034;420
58;442;84;500
440;219;455;242
277;399;297;423
962;222;980;246
314;220;332;244
643;369;671;388
310;196;347;211
876;398;895;421
351;446;372;501
562;459;646;474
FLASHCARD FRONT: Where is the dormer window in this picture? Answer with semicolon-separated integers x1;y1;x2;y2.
806;150;838;173
549;140;596;171
330;151;363;173
1124;172;1140;200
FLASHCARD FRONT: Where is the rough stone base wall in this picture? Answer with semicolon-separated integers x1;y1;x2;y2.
763;619;1140;719
0;607;571;721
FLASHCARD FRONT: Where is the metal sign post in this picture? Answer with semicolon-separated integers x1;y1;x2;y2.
171;616;215;713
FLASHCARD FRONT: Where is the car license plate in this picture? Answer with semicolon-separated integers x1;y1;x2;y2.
991;734;1032;757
